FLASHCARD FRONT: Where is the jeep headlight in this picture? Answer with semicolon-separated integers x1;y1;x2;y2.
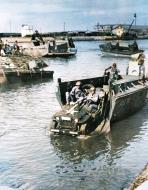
61;116;71;121
56;117;60;120
74;118;79;123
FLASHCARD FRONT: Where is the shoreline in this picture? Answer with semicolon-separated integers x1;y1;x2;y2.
127;164;148;190
1;35;148;44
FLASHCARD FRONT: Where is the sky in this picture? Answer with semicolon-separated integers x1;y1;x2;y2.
0;0;147;33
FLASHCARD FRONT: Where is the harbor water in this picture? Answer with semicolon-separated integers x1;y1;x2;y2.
0;40;148;190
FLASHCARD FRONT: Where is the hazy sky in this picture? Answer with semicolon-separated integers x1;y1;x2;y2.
0;0;147;32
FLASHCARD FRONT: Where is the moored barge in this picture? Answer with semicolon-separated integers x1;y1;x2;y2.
0;56;54;84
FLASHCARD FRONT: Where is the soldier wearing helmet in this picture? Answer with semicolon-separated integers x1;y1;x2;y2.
68;81;85;104
31;30;45;46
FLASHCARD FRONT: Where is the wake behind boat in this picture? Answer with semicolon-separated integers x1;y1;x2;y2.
50;75;148;136
99;41;144;59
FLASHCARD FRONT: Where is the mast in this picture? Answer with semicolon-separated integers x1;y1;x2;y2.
134;13;137;27
127;13;137;33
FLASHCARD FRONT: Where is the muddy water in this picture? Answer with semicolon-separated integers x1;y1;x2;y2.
0;40;148;190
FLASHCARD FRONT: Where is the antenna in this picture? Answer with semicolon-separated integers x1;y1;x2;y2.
9;20;12;33
64;22;66;32
134;13;137;27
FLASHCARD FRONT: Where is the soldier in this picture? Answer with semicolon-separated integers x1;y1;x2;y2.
31;30;45;46
69;81;85;104
86;87;100;110
137;53;145;81
0;38;4;56
132;40;138;51
104;63;120;85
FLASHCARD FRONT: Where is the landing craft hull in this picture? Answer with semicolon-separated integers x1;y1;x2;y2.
44;50;77;58
111;87;147;122
22;44;49;57
2;70;54;83
22;43;77;58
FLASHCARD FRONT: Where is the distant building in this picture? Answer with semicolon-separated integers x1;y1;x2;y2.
112;25;125;37
21;24;33;37
95;24;112;33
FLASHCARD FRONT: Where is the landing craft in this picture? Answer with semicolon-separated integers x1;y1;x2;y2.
99;41;144;59
22;38;77;58
50;75;148;136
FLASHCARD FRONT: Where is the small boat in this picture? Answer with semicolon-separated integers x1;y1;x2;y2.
22;38;77;58
0;57;54;83
99;41;144;59
50;75;148;136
